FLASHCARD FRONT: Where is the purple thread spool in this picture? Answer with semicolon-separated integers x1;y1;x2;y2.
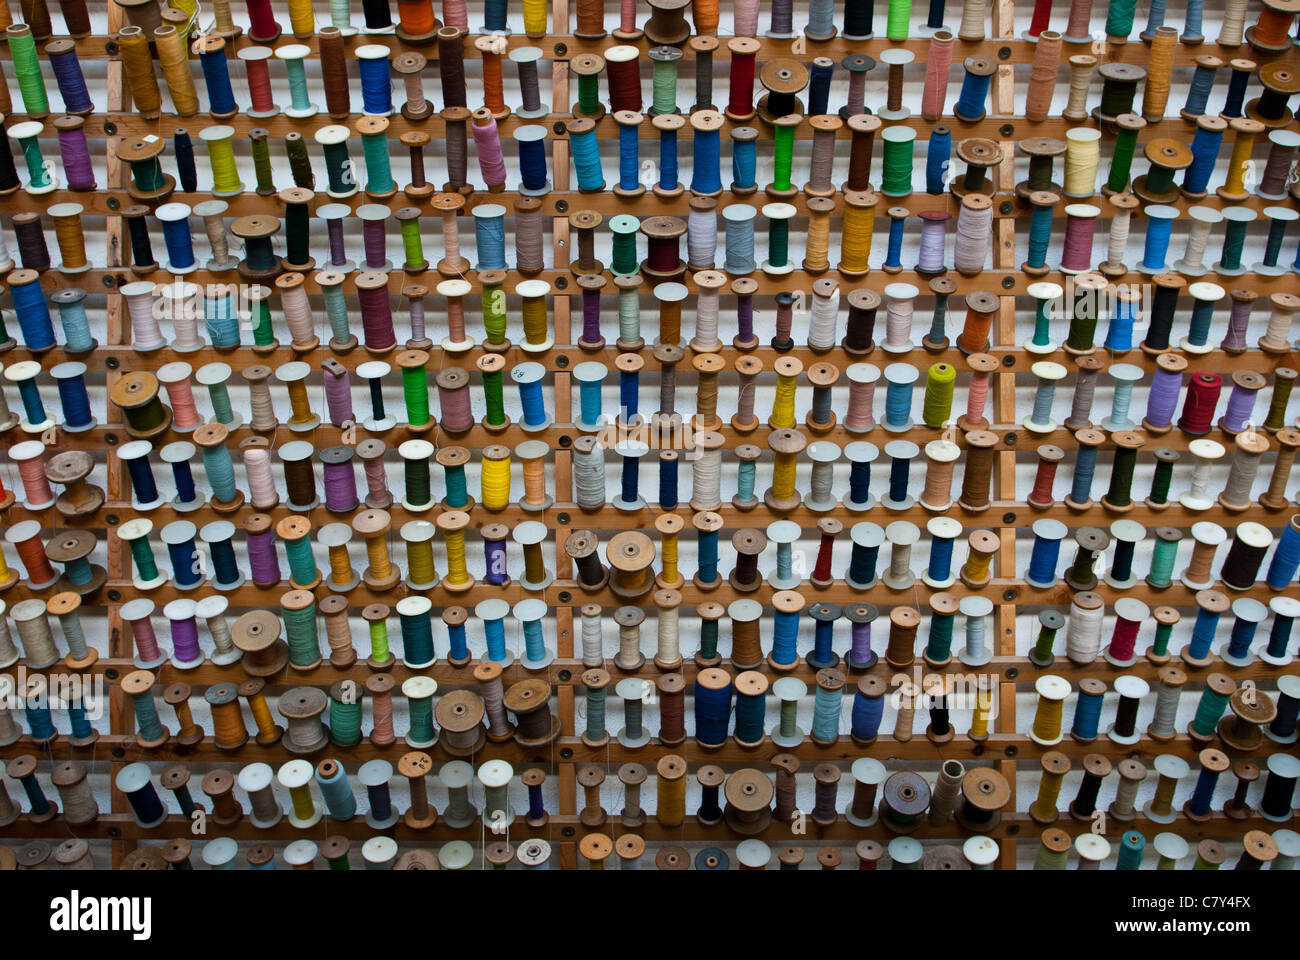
321;359;355;427
578;275;605;350
733;278;758;349
318;203;355;271
321;446;359;512
482;524;510;586
54;117;96;191
1219;371;1266;434
846;603;879;669
1143;355;1187;433
245;519;282;587
164;598;203;668
358;204;392;271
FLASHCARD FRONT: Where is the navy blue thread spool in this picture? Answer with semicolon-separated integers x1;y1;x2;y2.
124;204;158;272
923;516;961;588
1220;597;1268;667
844;0;875;37
880;439;918;510
768;592;804;670
657;450;678;508
843;440;879;510
1221;60;1253;119
194;34;237;119
200;519;243;591
514;124;550;195
1267;672;1300;741
173;128;198;193
161;519;201;590
807;602;841;670
612;441;648;511
359;759;399;829
155;201;197;273
693;668;733;748
1183;748;1229;820
50;361;95;431
116;762;167;828
845;521;884;589
1260;753;1300;822
808;58;834;114
119;439;163;510
159;440;199;511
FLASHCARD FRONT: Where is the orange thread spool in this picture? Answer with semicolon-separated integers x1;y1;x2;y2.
396;0;437;36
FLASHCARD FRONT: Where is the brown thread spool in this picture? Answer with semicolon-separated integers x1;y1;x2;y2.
366;673;396;745
692;353;725;429
655;342;684;418
278;686;328;754
1262;430;1300;508
884;606;920;669
505;678;560;746
728;528;767;592
164;682;202;746
578;766;607;827
844;114;881;192
206;681;246;749
656;674;686;744
958;430;998;512
920;440;960;511
202;770;240;826
434;689;485;755
318;594;355;667
723;767;774;834
1024;31;1063;122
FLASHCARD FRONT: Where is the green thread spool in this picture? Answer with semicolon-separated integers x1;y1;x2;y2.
1068;278;1105;350
926;610;955;662
764;204;792;268
609;215;640;275
1266;371;1295;430
651;49;680;116
584;682;606;742
286;133;315;189
281;532;320;587
406;684;436;743
881;126;916;196
1147;532;1178;588
922;363;956;428
281;598;321;668
1105;0;1137;38
316;126;356;196
1104;444;1139;508
1150;612;1175;658
576;70;601;115
401;355;432;426
281;191;312;267
7;26;49;116
329;683;363;746
206;377;235;424
368;618;391;662
1106;122;1141;192
398;213;425;270
1189;682;1231;738
1143;159;1176;196
1147;453;1175;505
249;287;274;347
1218;212;1251;270
128;536;160;581
479;360;507;428
201;125;244;196
886;0;912;40
319;275;349;345
617;283;641;343
772;121;796;192
481;276;507;345
403;448;433;506
359;120;396;195
1031;613;1061;664
250;131;276;194
15;127;52;190
125;151;168;193
1193;848;1221;871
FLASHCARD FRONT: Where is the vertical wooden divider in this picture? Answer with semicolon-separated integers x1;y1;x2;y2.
992;0;1018;871
549;0;577;869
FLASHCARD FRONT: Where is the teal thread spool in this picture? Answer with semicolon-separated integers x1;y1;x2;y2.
119;519;165;588
397;596;436;668
315;760;357;820
696;602;723;664
1105;0;1137;39
1145;528;1181;589
1188;674;1235;739
314;124;358;198
277;44;319;117
609;214;641;275
357;115;397;196
121;669;167;745
581;669;609;746
810;670;845;745
1117;830;1145;869
1148;606;1178;659
1214;207;1256;275
924;594;958;666
278;516;321;589
318;271;351;346
438;446;472;509
1024;281;1062;353
328;681;363;747
402;677;438;748
9;121;55;193
761;202;796;275
280;591;322;668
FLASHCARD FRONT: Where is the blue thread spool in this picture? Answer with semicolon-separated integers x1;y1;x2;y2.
923;517;961;588
808;58;834;114
881;439;919;510
49;361;95;431
616;354;641;423
515;598;551;670
614;111;644;194
67;695;94;743
722;204;757;274
116;762;167;829
733;671;768;746
843;441;879;511
483;0;508;31
1104;291;1140;352
1070;678;1105;740
926;126;951;195
1264;596;1300;666
1182;58;1219;116
6;362;50;432
694;668;733;747
850;682;886;746
172;128;197;192
476;597;512;665
514;125;550;195
199;431;239;504
1256;206;1299;276
315;759;357;821
770;592;804;669
7;270;55;350
612;441;648;511
398;595;436;668
196;36;237;118
654;114;682;193
884;208;907;270
155;202;197;273
881;363;918;431
1186;762;1221;819
810;670;845;744
25;696;54;741
1184;591;1228;665
1139;205;1178;273
444;607;470;664
511;361;550;431
204;287;239;348
161;520;201;590
658;451;678;508
1182;119;1224;196
119;440;162;510
691;112;723;195
567;119;603;192
1268;518;1300;590
160;440;200;511
356;44;394;115
1221;597;1268;667
1183;0;1205;40
807;602;841;670
1066;432;1100;508
572;361;607;432
953;56;995;122
846;522;884;589
472;203;507;270
50;288;94;353
731;128;757;191
696;521;721;585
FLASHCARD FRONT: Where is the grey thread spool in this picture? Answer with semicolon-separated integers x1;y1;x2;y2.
929;759;966;823
52;761;97;826
0;600;19;665
11;598;57;668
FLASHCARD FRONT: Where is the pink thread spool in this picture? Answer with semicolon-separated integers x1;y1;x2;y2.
1060;204;1100;274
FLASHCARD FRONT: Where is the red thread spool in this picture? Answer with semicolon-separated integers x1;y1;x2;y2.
1028;446;1065;508
1106;599;1146;664
355;272;397;352
726;38;759;120
244;0;280;42
1178;372;1222;436
1028;0;1052;36
605;47;642;112
13;527;56;585
242;52;276;115
812;522;837;584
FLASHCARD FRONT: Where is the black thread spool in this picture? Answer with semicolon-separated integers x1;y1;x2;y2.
757;59;809;123
281;444;319;510
843;288;881;354
879;771;930;833
1221;523;1272;589
925;681;952;743
1068;753;1112;821
12;212;49;271
361;0;394;30
0;116;21;194
565;530;608;590
1141;273;1183;354
1246;62;1300;128
1093;62;1145;126
955;768;1010;832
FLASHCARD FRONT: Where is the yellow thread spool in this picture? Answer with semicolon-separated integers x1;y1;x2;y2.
1030;752;1070;823
1063;128;1100;197
1030;675;1071;744
840;191;877;276
969;689;992;739
1220;117;1264;200
286;0;315;36
480;445;511;511
769;356;802;428
517;279;553;350
655;754;687;826
521;0;548;35
437;511;473;588
655;513;684;588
